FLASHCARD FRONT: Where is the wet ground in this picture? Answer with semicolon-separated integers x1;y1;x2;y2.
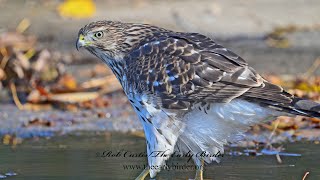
1;1;320;179
0;94;141;138
0;133;319;180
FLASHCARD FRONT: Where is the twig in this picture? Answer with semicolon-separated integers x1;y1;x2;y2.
9;82;24;110
16;18;31;33
0;47;10;69
263;120;280;156
270;121;283;164
275;145;283;164
130;131;145;138
261;123;283;133
302;172;310;180
81;75;123;94
80;75;118;89
276;154;282;164
303;57;320;78
268;119;280;141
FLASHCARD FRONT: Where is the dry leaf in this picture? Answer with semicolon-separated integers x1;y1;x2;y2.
34;50;50;72
272;116;297;130
57;0;96;19
49;92;99;103
24;118;55;127
294;129;320;139
16;18;31;33
3;134;11;145
57;74;77;90
0;68;5;80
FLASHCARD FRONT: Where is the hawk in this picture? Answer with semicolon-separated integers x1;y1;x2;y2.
76;21;320;180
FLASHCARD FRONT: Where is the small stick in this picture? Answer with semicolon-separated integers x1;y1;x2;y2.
303;57;320;78
80;75;118;89
276;153;282;164
0;47;10;69
302;172;309;180
260;123;283;133
9;82;24;110
16;18;31;33
268;119;280;141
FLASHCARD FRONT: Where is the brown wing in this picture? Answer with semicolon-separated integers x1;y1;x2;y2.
125;32;292;110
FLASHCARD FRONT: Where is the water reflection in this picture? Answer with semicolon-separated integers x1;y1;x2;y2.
0;133;319;180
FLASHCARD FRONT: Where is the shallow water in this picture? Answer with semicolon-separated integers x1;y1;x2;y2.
0;133;319;180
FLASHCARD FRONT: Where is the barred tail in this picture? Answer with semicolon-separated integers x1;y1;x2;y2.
245;97;320;119
243;82;320;118
289;98;320;118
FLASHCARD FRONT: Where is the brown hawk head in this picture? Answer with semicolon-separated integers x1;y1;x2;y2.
76;20;167;62
76;21;129;60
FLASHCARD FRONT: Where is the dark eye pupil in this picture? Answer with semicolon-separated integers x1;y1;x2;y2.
96;32;102;38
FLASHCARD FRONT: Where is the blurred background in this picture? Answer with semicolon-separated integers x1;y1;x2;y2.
0;0;320;179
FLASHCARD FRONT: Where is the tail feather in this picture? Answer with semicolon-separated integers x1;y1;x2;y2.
244;97;320;118
290;98;320;118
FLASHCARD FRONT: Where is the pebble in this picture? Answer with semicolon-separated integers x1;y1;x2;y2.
5;172;17;176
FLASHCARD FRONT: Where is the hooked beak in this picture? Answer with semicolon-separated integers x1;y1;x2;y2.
76;34;87;51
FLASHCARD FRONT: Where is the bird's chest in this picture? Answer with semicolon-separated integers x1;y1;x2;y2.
126;91;181;134
127;93;159;125
122;75;182;134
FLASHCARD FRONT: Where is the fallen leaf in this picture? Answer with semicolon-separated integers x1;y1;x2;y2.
294;129;320;139
22;103;52;111
49;92;99;103
57;74;77;90
24;118;55;127
16;18;31;33
3;134;11;145
57;0;96;19
272;116;297;130
0;68;5;80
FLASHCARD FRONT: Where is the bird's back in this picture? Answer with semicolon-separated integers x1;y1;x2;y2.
123;30;320;118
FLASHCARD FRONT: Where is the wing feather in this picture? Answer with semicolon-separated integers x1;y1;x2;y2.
125;32;293;110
